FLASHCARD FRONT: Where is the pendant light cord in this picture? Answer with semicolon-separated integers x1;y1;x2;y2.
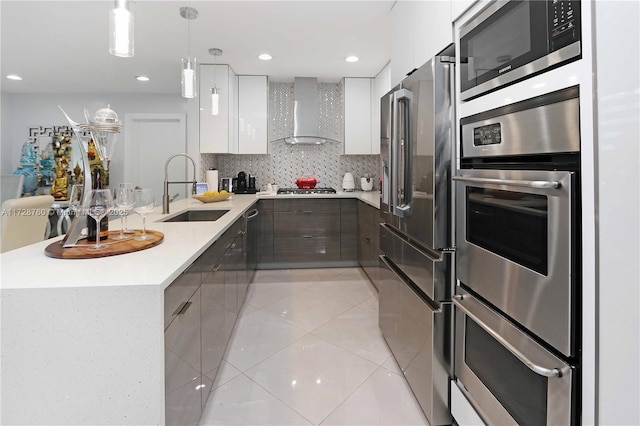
187;18;191;58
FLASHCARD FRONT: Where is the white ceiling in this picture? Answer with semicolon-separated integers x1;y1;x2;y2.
0;0;393;95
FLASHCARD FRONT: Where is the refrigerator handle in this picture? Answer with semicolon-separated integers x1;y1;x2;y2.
392;88;413;218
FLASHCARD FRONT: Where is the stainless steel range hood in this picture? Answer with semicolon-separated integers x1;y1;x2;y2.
282;77;339;145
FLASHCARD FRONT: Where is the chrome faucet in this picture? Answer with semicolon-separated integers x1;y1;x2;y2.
163;153;197;214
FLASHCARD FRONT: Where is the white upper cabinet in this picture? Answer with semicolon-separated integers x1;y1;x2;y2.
390;0;453;87
390;1;414;87
238;75;268;154
199;64;238;154
344;77;373;155
451;0;477;23
372;63;391;155
344;65;391;155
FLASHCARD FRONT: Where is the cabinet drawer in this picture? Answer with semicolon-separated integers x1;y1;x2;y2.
273;211;340;237
164;262;200;329
274;236;341;262
165;287;202;426
274;198;340;212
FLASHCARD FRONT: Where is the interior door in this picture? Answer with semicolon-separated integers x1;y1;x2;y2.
123;113;187;201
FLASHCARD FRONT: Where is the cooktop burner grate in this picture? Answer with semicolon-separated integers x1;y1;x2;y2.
277;187;337;194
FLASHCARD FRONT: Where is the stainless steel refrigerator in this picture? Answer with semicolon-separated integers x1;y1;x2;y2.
378;45;455;426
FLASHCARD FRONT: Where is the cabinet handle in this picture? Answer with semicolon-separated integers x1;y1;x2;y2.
301;235;313;239
302;210;313;214
172;301;192;316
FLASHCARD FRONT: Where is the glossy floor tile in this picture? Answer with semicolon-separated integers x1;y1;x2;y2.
262;289;354;332
200;374;312;425
321;368;429;425
245;334;379;425
200;268;428;426
223;310;307;371
312;305;392;366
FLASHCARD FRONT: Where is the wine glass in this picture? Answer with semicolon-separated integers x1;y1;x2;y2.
113;183;135;240
134;189;155;241
84;189;113;250
68;184;83;215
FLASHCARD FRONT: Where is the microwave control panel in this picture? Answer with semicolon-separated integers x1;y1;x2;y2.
550;0;580;50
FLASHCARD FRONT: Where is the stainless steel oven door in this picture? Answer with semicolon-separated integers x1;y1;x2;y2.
454;168;575;357
454;291;576;425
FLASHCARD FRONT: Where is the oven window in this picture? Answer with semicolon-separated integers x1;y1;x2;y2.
466;187;548;275
466;317;547;425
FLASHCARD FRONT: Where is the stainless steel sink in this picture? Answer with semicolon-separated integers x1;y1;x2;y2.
161;209;230;222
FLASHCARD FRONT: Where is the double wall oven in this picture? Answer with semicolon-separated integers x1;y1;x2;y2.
453;86;581;424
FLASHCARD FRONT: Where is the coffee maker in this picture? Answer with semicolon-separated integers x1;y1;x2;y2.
233;171;258;194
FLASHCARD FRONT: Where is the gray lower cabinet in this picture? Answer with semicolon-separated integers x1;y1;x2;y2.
165;261;202;426
358;200;381;289
165;213;253;424
341;199;358;261
269;198;357;267
256;200;274;266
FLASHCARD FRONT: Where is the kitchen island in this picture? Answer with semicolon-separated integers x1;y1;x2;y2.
0;191;379;425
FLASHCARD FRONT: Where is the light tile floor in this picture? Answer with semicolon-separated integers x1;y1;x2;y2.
199;267;429;426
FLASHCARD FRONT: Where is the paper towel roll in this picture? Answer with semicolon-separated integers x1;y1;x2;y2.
206;169;219;192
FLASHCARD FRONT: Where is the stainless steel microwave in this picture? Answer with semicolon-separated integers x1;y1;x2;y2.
459;0;581;101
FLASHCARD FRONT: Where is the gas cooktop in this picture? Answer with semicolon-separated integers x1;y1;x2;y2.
277;187;337;195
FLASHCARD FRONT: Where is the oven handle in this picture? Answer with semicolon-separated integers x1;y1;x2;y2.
453;295;562;378
452;176;561;190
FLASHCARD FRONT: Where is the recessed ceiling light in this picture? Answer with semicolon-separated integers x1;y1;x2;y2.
6;74;22;80
258;53;272;61
135;75;150;82
345;56;359;63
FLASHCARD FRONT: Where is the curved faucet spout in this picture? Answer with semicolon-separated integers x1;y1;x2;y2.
163;153;197;214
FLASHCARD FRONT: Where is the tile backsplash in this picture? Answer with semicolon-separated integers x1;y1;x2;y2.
201;81;380;191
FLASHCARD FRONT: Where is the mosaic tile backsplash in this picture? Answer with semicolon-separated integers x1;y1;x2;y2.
201;82;381;191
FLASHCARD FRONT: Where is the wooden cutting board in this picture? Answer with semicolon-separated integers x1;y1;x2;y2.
45;230;164;259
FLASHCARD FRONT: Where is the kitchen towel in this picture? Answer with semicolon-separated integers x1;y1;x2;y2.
206;169;219;192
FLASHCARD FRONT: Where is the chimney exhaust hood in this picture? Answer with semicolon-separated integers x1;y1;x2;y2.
280;77;339;145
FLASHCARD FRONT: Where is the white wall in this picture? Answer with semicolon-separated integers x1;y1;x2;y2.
0;92;200;187
594;1;640;423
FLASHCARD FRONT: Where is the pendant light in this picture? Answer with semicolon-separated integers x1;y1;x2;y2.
208;48;223;115
109;0;134;57
180;7;198;99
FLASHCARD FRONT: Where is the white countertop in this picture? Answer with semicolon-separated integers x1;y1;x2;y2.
0;190;381;425
0;191;379;291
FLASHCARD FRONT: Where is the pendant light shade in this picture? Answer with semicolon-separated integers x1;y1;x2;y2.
210;88;220;115
109;0;134;57
180;7;198;99
182;57;197;99
208;48;223;115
